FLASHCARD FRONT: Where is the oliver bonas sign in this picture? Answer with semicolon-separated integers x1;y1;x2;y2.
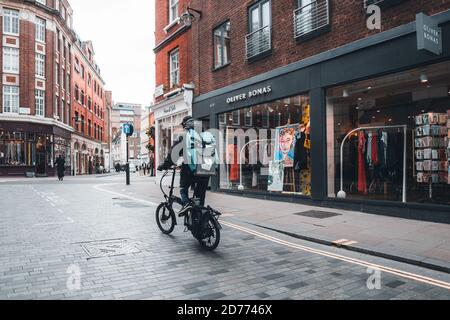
416;13;442;56
226;86;273;104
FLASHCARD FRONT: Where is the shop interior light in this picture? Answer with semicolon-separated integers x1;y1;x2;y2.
268;107;274;113
420;73;429;83
343;89;349;98
367;86;372;90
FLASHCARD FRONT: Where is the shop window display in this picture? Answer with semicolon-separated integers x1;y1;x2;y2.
327;61;450;205
218;94;311;196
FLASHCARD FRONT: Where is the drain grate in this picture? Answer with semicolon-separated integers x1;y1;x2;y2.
294;210;342;219
79;238;141;259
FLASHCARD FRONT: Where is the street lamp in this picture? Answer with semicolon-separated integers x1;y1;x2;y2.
179;7;202;27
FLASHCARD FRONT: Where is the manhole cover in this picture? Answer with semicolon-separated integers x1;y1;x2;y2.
79;238;141;259
294;211;342;219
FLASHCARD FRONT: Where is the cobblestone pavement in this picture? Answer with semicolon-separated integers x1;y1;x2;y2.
0;175;449;300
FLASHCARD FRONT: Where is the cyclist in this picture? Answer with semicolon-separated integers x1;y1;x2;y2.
158;116;202;214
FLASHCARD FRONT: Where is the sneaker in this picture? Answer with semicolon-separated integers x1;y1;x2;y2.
178;203;192;217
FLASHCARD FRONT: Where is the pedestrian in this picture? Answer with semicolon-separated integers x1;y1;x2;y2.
149;155;155;176
55;154;66;181
143;163;147;176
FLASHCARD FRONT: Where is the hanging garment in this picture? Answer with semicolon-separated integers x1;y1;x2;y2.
386;131;404;185
293;131;308;171
252;170;258;187
227;144;240;182
366;132;373;166
371;132;379;166
358;131;368;194
377;130;388;179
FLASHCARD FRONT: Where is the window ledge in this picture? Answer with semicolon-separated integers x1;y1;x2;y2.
3;32;19;37
164;88;182;98
212;62;231;72
164;17;180;33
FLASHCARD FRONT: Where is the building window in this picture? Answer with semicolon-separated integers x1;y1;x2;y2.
81;115;85;134
244;108;253;127
294;0;330;39
169;0;179;23
3;9;19;35
213;21;231;69
35;17;46;43
3;86;20;113
35;53;45;78
35;90;45;117
81;64;85;79
74;85;79;101
66;73;70;92
246;0;271;60
3;47;19;74
81;91;85;105
36;0;46;5
74;111;79;130
326;60;450;206
61;99;65;123
169;48;179;88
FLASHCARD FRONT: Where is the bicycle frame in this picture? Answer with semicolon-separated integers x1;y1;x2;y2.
160;167;183;206
158;167;222;231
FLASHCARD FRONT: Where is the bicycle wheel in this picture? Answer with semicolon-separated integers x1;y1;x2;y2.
198;215;221;251
156;203;175;235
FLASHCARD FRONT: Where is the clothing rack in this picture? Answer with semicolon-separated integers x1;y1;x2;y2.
238;139;275;191
337;125;408;203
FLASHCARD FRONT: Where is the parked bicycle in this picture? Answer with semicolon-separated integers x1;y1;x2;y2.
155;166;222;251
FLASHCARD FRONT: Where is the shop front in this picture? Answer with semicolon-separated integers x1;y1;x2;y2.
193;11;450;222
71;134;103;176
0;121;72;177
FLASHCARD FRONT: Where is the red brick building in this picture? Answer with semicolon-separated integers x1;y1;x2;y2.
189;0;450;222
153;0;195;169
71;38;107;175
0;0;107;177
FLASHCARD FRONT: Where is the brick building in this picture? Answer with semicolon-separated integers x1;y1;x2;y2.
71;38;107;175
0;0;107;177
153;0;195;169
188;0;450;222
104;90;113;171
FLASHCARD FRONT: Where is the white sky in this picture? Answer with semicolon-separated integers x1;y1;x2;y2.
69;0;155;107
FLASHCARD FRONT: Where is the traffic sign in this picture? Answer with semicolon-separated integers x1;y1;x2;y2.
123;123;134;137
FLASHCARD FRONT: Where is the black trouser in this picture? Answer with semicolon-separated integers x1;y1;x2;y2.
193;176;209;207
180;165;194;205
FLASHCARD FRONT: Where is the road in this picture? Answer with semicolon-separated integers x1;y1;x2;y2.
0;174;449;300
